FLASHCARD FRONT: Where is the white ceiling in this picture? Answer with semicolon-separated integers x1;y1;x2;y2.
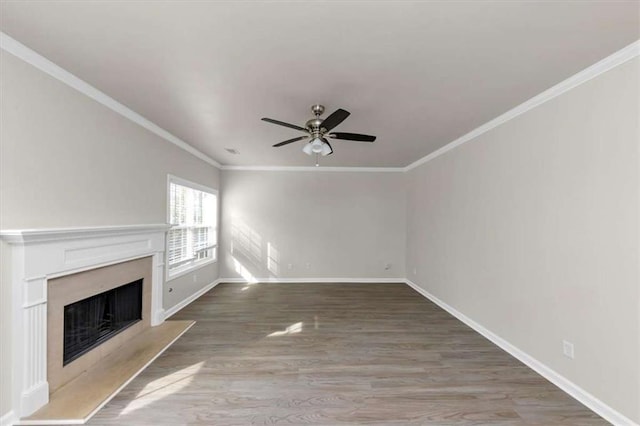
1;1;638;167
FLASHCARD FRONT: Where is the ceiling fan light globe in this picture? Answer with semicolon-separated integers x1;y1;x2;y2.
310;138;325;153
320;143;332;156
302;143;313;155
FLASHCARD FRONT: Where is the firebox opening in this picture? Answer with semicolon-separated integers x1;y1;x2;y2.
63;278;143;366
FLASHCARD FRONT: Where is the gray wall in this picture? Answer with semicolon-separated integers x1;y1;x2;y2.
220;170;406;281
0;51;220;418
406;58;639;422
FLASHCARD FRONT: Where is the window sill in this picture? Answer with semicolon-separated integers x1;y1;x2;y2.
167;258;217;281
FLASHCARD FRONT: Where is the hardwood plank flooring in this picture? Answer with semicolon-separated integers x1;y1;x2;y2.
78;283;606;425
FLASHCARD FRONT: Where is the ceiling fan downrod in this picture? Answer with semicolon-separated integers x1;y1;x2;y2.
306;105;326;135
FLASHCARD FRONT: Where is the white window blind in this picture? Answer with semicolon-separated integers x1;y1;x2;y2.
168;178;217;276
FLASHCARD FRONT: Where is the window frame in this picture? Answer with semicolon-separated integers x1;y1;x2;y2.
166;174;218;281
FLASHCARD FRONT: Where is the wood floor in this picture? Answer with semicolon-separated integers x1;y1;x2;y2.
82;283;605;425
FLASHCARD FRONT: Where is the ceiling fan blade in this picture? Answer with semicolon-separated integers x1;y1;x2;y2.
323;139;333;156
320;109;350;131
329;132;376;142
272;136;309;147
261;117;308;132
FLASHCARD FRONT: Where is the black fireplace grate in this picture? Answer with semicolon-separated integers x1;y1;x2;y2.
63;278;143;365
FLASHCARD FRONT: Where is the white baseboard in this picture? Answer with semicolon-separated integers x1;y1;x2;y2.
163;279;221;320
20;382;49;419
152;308;166;326
8;278;628;425
1;411;18;426
404;279;638;426
219;277;405;284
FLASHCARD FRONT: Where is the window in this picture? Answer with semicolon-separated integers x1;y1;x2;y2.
167;176;218;279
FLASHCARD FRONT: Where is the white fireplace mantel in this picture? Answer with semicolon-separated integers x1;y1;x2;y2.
1;224;171;419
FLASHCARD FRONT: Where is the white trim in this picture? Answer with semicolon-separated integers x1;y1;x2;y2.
15;322;196;426
2;33;637;173
166;175;219;280
0;411;18;426
19;383;48;421
0;32;221;169
164;279;221;320
220;277;405;284
0;224;170;245
221;166;404;172
2;31;636;173
404;39;640;172
165;258;217;281
404;279;639;426
2;224;168;419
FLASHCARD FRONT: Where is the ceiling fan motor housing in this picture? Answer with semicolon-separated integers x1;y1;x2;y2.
306;117;324;133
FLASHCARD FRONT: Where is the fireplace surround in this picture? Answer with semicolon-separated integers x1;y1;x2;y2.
0;224;170;418
47;256;153;394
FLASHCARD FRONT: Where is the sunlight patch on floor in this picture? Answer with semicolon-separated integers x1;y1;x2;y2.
268;322;303;337
119;361;204;415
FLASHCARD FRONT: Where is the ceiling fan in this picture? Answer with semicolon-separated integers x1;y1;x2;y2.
262;105;376;158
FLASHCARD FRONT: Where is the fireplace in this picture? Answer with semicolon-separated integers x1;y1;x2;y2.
63;278;143;365
0;224;170;418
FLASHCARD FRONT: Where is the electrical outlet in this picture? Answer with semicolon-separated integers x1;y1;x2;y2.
562;340;574;359
413;267;417;275
306;262;311;269
287;263;293;270
192;274;197;283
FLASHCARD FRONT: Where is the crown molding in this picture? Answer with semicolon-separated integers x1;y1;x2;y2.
404;39;640;172
221;165;404;172
0;32;222;169
2;31;636;174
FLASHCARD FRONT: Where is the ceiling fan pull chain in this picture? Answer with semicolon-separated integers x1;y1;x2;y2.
315;153;319;167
